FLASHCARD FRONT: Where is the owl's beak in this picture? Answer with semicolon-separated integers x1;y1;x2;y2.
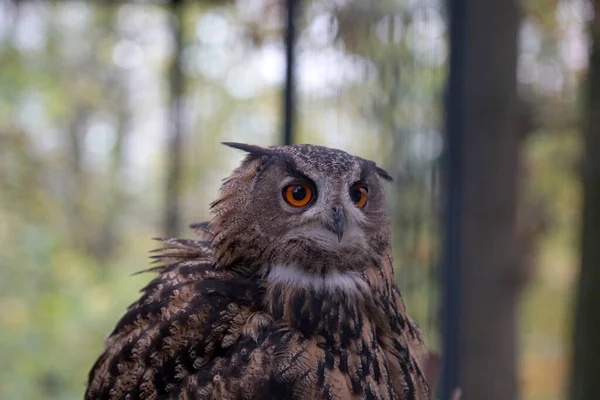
331;206;345;242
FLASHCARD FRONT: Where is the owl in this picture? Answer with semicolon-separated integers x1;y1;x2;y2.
85;143;432;400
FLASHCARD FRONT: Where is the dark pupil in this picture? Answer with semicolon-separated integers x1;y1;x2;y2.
350;188;362;203
292;186;306;201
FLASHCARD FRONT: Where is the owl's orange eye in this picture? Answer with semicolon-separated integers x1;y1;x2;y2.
283;184;313;207
350;185;368;208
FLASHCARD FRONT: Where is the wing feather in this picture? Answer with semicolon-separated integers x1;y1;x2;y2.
85;227;269;400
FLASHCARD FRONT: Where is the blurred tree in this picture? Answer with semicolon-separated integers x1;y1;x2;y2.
518;0;586;398
164;0;185;237
455;0;522;399
570;0;600;398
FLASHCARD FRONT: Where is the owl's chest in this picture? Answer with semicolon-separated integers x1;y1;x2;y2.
262;321;400;400
257;291;405;400
254;287;426;399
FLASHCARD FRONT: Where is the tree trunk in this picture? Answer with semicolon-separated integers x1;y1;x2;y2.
164;0;185;237
570;2;600;398
96;97;128;262
458;0;521;398
66;105;89;252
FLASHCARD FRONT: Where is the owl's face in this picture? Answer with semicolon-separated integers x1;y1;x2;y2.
217;143;392;272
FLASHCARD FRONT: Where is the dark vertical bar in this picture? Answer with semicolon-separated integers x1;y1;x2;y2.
164;0;184;237
283;0;298;146
441;0;465;397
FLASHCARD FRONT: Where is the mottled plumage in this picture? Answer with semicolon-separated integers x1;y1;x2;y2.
86;143;431;400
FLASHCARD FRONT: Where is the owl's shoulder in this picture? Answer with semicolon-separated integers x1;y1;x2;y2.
85;236;269;399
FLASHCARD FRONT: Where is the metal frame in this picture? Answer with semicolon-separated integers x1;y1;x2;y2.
441;0;465;397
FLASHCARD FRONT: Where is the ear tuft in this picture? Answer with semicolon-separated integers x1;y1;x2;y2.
375;166;393;182
222;142;277;159
221;142;275;157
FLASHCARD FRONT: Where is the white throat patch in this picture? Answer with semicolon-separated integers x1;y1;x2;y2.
266;264;369;295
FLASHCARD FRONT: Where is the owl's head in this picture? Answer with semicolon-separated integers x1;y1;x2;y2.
209;143;393;275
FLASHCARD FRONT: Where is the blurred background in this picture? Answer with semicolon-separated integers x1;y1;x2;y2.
0;0;594;399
